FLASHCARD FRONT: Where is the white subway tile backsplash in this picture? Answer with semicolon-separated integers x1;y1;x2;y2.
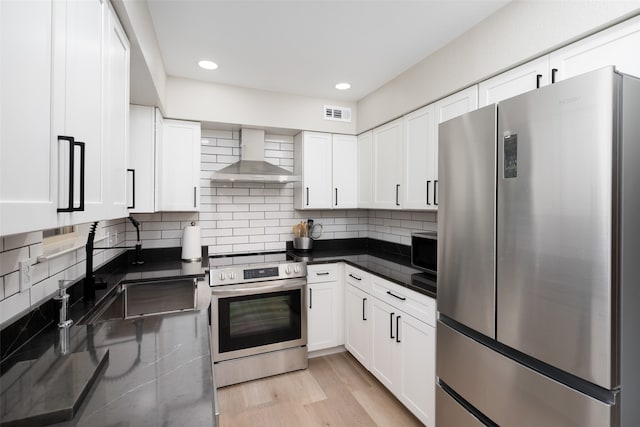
233;243;265;253
1;291;31;325
217;220;249;229
4;271;20;297
4;232;43;251
233;212;265;220
0;246;30;276
233;228;265;236
218;204;249;212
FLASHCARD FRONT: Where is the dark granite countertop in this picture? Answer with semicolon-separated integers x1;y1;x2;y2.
288;245;437;299
0;250;215;427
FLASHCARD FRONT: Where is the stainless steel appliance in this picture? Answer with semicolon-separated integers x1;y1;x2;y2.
209;252;308;387
437;66;640;426
411;231;437;275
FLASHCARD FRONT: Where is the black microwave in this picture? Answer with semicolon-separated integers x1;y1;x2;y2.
411;231;437;275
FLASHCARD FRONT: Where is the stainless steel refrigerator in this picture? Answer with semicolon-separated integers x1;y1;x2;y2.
436;66;640;427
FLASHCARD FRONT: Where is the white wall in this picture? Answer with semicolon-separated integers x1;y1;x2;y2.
357;1;640;132
165;77;357;134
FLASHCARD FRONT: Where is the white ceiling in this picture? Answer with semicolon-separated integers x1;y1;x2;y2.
147;0;510;102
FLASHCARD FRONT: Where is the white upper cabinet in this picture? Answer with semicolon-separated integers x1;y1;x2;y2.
0;0;58;236
332;134;358;209
294;131;333;209
104;3;130;220
372;118;404;210
128;105;157;213
403;105;437;210
294;132;357;210
156;119;201;212
357;131;373;209
479;56;550;107
53;0;107;226
1;0;129;236
550;15;640;83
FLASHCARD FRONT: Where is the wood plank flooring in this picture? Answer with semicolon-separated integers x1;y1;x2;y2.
217;352;424;426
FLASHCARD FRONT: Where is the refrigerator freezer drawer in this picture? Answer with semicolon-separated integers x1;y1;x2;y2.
436;384;487;427
437;321;616;427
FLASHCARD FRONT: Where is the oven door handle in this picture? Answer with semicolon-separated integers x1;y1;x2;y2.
211;280;305;296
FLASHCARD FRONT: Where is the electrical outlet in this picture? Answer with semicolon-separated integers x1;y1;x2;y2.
19;259;32;291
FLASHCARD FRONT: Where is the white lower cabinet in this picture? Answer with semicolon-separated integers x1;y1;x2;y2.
344;283;370;369
307;264;342;352
344;265;435;426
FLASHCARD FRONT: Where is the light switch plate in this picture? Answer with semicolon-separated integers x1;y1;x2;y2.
19;259;33;291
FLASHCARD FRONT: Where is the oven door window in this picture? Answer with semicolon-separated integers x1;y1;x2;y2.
218;289;302;353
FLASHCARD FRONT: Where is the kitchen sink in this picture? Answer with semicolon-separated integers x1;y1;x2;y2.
79;277;202;325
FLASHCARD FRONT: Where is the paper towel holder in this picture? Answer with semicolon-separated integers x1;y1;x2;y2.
181;221;202;262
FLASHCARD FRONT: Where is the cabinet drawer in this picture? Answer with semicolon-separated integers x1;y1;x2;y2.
307;263;338;283
345;265;370;293
372;276;436;326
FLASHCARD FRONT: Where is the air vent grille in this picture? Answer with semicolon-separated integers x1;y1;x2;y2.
323;105;352;122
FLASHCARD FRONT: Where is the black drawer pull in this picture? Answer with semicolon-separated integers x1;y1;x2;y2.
390;312;395;339
387;291;406;301
348;274;362;281
316;272;330;276
362;298;367;321
396;315;401;343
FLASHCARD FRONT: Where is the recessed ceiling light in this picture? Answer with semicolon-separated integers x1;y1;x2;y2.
198;60;218;70
335;82;351;90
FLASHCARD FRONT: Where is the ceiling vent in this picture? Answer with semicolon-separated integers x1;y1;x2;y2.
323;105;352;122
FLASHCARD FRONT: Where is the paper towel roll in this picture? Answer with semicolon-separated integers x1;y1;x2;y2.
181;222;202;262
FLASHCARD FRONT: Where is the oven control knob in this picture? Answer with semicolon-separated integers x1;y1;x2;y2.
229;272;236;280
219;273;226;281
294;264;301;274
285;266;291;275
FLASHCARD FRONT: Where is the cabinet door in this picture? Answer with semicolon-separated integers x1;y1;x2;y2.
157;119;201;211
332;134;357;209
307;281;338;352
128;105;156;213
372;118;403;209
344;284;370;369
398;314;436;426
357;131;373;209
55;0;107;225
403;105;437;210
0;0;58;235
433;86;478;206
550;15;640;83
301;132;332;209
104;3;130;220
370;297;397;390
478;56;550;107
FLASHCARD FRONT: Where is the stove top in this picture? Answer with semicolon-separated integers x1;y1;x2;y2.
209;251;306;286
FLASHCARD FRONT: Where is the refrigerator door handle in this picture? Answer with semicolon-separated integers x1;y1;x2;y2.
396;315;401;343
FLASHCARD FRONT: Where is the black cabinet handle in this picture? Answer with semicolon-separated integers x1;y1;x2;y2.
551;68;558;84
306;187;309;206
387;290;406;301
390;312;395;339
57;136;85;212
335;188;338;206
426;180;431;206
316;272;330;276
362;298;367;321
395;184;400;206
309;288;312;309
434;180;438;206
396;316;401;343
127;169;135;209
536;74;542;89
348;274;362;281
193;186;197;208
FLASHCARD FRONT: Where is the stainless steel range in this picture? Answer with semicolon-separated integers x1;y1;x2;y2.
209;252;307;387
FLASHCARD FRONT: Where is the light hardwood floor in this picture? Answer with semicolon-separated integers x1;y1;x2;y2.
217;352;424;426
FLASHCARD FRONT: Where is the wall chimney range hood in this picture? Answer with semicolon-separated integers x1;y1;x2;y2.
210;128;299;183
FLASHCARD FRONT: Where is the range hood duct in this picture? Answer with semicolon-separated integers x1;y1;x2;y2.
210;128;299;183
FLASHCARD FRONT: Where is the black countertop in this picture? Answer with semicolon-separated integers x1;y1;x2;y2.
0;252;215;427
288;246;437;299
